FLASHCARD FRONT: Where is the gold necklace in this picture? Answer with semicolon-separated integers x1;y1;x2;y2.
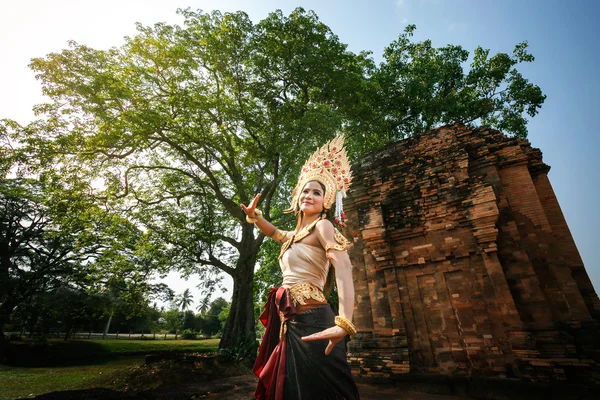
278;217;322;259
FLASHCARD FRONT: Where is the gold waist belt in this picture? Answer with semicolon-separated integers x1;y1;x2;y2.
288;282;327;306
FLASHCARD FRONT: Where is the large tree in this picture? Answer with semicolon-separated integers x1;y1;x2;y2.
0;175;170;344
8;8;370;350
2;8;544;352
0;133;172;356
368;25;546;142
0;177;94;343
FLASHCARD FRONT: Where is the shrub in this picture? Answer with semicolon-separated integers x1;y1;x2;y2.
180;329;197;340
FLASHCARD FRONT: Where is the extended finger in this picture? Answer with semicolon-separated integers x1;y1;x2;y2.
325;340;334;355
250;193;261;208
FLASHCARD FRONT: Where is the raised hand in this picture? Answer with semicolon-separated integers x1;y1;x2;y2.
241;193;261;218
301;325;347;355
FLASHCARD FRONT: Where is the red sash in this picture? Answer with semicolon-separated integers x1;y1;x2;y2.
253;287;296;400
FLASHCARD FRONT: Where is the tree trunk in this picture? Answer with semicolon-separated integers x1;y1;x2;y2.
220;249;258;354
0;255;14;361
103;311;114;339
0;325;6;364
64;327;71;341
0;313;8;364
0;299;16;363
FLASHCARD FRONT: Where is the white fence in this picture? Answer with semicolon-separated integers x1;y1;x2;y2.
6;331;186;340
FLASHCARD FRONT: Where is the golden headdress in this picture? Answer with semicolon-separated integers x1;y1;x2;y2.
285;135;352;225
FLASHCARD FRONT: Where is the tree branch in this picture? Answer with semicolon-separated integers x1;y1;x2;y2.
197;255;234;276
154;130;242;219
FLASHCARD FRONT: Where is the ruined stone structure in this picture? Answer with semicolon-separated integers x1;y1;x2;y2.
345;124;600;384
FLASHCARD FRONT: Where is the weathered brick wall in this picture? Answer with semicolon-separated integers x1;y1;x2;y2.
346;124;600;383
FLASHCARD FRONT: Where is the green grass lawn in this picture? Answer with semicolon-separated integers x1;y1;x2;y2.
84;338;220;355
0;356;142;400
0;339;221;400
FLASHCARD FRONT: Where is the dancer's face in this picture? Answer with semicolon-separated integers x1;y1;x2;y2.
299;181;325;216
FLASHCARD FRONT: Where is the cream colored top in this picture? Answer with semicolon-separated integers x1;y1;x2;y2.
280;242;330;290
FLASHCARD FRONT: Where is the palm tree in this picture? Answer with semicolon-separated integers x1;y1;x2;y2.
196;295;210;314
176;289;194;312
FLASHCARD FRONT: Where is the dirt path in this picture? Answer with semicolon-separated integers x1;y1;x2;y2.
148;374;473;399
28;374;474;400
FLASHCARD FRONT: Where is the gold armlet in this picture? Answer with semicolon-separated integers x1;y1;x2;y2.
271;229;286;243
334;316;357;336
325;243;347;253
246;208;262;224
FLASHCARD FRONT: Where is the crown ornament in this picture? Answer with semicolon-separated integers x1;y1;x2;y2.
285;135;352;227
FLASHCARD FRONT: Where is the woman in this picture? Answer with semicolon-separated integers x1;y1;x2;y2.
241;136;360;400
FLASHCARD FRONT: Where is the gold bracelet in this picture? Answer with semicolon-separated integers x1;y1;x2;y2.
334;315;357;336
246;208;262;224
271;229;286;243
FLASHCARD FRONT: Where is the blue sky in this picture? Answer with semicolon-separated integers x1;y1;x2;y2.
2;0;598;308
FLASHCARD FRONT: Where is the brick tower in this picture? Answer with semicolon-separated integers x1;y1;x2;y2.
346;123;600;383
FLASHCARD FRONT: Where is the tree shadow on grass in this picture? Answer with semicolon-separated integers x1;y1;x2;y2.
5;339;116;367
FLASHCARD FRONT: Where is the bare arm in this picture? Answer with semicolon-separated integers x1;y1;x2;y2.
328;250;354;321
315;220;354;320
301;219;356;354
240;193;292;243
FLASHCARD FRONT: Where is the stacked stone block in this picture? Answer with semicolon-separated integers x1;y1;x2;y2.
346;124;600;383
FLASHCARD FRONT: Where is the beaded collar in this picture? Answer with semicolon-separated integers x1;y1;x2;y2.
278;217;322;259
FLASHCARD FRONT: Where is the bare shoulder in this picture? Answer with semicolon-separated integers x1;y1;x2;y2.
315;219;336;239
